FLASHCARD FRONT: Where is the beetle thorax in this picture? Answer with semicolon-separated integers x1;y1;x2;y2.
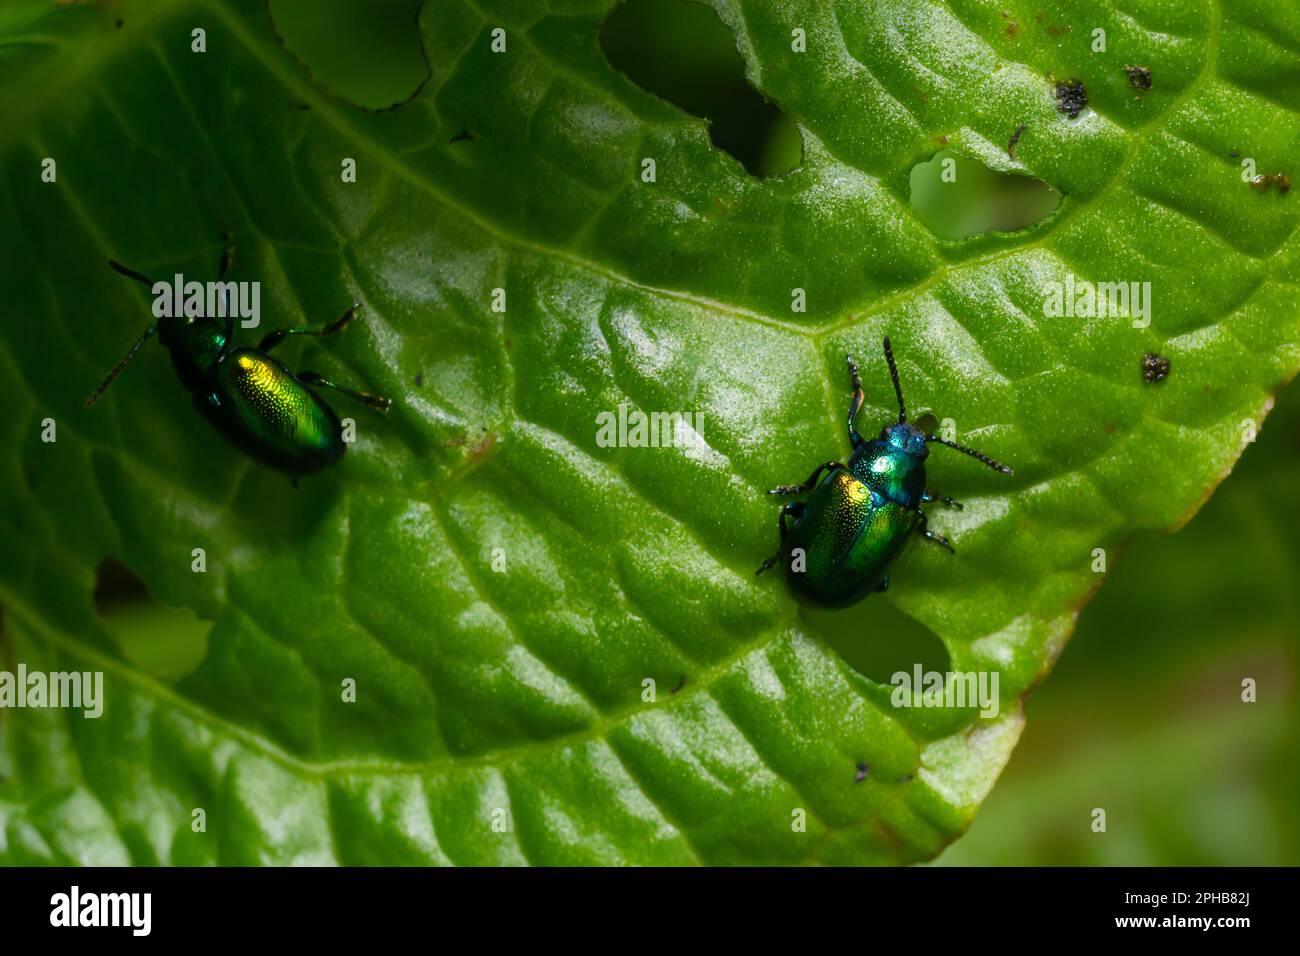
850;430;927;507
160;317;227;392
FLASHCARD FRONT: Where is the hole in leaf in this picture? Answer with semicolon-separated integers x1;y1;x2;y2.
93;559;210;681
599;0;803;177
803;596;949;685
909;148;1060;240
914;412;940;436
269;0;429;110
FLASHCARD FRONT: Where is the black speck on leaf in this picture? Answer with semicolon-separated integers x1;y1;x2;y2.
1054;78;1088;118
854;762;870;783
1008;123;1026;159
1142;352;1171;383
1124;65;1152;92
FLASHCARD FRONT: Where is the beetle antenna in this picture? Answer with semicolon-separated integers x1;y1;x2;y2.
882;335;906;423
108;258;158;289
926;436;1014;475
87;260;164;407
85;325;157;408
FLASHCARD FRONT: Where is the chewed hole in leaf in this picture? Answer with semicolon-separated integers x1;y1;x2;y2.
804;597;949;685
914;412;940;435
599;0;803;177
910;148;1061;240
93;559;210;681
268;0;429;110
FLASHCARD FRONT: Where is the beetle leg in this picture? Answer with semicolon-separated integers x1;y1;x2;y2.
922;490;963;510
757;502;804;574
298;371;392;411
914;510;955;553
259;301;363;353
846;353;866;450
768;461;840;496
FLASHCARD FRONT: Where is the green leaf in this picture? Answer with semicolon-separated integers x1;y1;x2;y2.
2;0;1298;865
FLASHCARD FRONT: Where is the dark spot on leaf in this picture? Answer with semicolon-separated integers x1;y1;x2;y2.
1142;352;1171;383
1124;65;1152;92
1005;21;1019;38
115;19;123;29
449;129;473;144
1250;172;1291;194
414;372;423;387
854;762;870;783
898;773;914;783
1008;123;1026;160
936;133;950;145
1229;148;1240;158
599;0;802;177
1047;24;1070;38
1054;79;1088;119
669;674;686;694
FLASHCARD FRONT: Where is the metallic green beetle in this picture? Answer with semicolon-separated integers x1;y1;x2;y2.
85;249;391;475
757;336;1012;607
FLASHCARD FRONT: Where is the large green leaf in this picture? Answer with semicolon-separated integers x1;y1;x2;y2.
1;0;1298;865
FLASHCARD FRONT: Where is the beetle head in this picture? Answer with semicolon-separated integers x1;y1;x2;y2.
881;421;928;459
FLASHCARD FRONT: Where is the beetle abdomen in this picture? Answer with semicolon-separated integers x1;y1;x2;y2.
211;349;344;473
785;470;918;606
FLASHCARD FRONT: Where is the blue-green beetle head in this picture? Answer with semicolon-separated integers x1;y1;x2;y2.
882;422;928;459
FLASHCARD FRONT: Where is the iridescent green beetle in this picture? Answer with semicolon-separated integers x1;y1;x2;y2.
85;248;391;475
757;336;1012;607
